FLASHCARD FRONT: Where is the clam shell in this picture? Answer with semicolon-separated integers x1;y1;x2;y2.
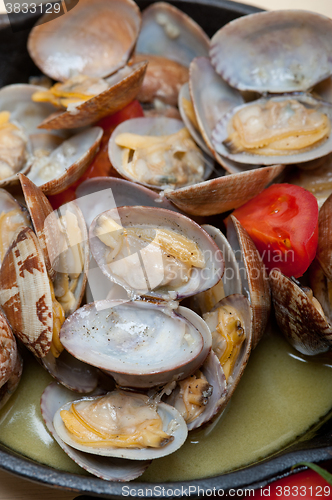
52;200;89;317
109;116;213;190
41;350;99;394
60;299;211;389
316;192;332;281
27;127;103;195
164;350;226;431
136;1;209;67
0;227;53;357
27;0;141;81
270;269;332;355
134;54;188;107
53;389;188;460
89;206;224;301
38;62;148;130
210;10;332;93
75;177;182;229
212;95;332;166
19;174;61;281
41;382;151;480
165;164;284;216
227;216;271;349
205;294;252;410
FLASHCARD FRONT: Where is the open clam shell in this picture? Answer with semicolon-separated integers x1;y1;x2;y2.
227;216;271;349
165;164;284;217
109;116;213;190
136;1;209;67
38;62;148;130
89;206;224;301
309;259;332;324
0;350;23;411
0;227;53;358
210;10;332;93
27;127;103;195
204;294;253;410
41;382;151;480
212;95;332;166
27;0;141;82
60;299;211;389
270;270;332;355
53;388;188;460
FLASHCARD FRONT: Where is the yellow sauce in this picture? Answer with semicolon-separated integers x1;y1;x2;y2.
0;326;332;482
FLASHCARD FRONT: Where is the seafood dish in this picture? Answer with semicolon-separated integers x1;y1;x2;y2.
0;0;332;497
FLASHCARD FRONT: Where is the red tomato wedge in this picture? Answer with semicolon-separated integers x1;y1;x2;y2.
48;100;144;210
230;184;319;278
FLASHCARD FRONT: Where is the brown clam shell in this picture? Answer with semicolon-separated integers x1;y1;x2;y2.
227;216;271;349
134;54;189;106
0;227;53;358
270;269;332;355
316;192;332;281
19;174;61;281
38;62;148;130
165;165;284;216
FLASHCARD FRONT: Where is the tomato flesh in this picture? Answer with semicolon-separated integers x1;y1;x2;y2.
48;100;144;210
231;184;319;278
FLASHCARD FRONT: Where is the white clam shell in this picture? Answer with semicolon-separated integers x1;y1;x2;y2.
210;10;332;93
41;382;151;480
136;1;209;67
109;116;213;190
89;206;224;301
60;299;211;389
52;389;188;460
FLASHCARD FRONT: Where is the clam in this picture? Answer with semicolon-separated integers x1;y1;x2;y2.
316;192;332;281
270;269;332;355
164;164;285;216
34;62;148;130
41;382;152;480
0;309;23;409
60;299;211;389
212;95;332;166
109;116;213;190
89;206;224;301
136;1;209;67
27;0;141;82
27;127;103;195
227;216;271;349
53;388;188;460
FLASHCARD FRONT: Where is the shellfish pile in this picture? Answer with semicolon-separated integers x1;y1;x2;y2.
0;0;332;483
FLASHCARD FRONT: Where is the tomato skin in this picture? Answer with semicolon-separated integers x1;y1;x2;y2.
231;184;319;278
48;100;144;210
